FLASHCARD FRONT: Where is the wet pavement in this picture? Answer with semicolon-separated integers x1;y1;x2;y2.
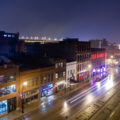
16;66;120;120
1;66;120;120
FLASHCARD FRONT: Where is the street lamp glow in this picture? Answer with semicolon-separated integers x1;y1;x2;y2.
23;81;27;86
88;64;92;68
111;55;113;59
10;76;14;79
97;69;100;72
93;69;96;72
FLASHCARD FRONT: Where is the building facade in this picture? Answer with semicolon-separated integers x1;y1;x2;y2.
0;31;19;56
91;48;106;80
66;61;77;87
76;41;91;82
89;39;108;49
54;59;66;92
19;66;55;105
25;38;91;83
0;65;19;116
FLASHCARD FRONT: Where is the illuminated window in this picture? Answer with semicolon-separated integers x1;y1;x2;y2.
55;63;58;68
43;76;47;83
59;63;61;67
8;34;11;37
12;35;15;37
63;71;65;76
61;62;63;67
3;34;7;37
0;100;8;115
0;85;16;97
56;73;58;79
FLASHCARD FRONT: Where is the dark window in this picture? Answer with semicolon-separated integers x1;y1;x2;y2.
77;65;79;71
51;73;53;82
41;76;43;84
32;78;34;86
48;74;50;82
36;77;39;85
0;85;16;97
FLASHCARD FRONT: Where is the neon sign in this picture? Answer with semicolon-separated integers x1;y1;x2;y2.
91;52;107;59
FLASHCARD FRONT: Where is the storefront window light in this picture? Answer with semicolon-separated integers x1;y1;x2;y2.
56;73;58;79
61;62;63;67
55;63;58;68
63;71;66;76
4;34;7;37
10;76;14;79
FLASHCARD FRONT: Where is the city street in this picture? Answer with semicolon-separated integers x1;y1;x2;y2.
13;66;120;120
1;1;120;120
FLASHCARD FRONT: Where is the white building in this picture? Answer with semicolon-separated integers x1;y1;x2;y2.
66;61;77;87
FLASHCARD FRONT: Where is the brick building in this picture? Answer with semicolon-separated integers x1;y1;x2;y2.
0;58;19;116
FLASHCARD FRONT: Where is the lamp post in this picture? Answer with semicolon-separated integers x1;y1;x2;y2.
21;81;27;113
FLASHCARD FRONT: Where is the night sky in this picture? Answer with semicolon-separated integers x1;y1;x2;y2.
0;0;120;42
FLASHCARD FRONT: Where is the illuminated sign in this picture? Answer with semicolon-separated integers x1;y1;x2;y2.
91;52;107;59
25;40;45;44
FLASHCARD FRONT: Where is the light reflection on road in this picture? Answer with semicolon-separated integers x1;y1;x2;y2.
96;82;101;89
67;67;118;107
41;95;55;112
12;67;120;120
105;76;114;90
39;67;120;119
39;67;120;118
61;101;70;117
85;93;94;104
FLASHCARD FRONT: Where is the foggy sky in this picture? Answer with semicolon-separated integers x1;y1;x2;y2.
0;0;120;42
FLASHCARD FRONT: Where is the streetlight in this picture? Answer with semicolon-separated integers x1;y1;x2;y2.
111;55;113;59
97;69;100;72
88;64;92;68
21;81;27;113
23;81;27;86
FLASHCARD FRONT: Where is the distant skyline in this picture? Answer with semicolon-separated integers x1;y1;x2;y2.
0;0;120;43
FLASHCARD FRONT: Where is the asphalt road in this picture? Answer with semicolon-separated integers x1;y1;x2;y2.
18;66;120;120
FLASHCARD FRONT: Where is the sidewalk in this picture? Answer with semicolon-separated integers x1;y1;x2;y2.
0;100;41;120
0;82;91;120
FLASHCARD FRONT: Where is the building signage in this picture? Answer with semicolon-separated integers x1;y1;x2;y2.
91;52;107;60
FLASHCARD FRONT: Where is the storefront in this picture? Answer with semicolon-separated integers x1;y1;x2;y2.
77;71;89;82
0;100;8;115
41;84;53;97
55;80;66;92
8;97;16;113
0;84;16;97
25;94;38;103
91;65;106;77
24;88;39;104
0;97;16;115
